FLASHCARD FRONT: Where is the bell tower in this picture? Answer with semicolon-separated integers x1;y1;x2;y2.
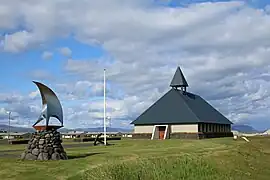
170;66;189;92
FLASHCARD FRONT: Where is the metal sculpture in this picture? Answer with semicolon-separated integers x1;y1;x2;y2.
32;81;63;131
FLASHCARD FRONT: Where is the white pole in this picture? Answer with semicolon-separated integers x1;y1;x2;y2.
103;68;107;145
8;112;11;141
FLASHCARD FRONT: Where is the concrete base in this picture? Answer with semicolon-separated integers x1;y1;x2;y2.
198;132;233;139
132;133;152;139
132;132;234;139
170;132;199;139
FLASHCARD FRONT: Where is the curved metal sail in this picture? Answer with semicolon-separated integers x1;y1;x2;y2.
32;81;63;127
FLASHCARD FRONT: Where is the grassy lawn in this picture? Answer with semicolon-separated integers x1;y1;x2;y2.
0;137;269;180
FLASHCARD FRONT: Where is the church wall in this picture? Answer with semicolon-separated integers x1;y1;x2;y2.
134;125;154;133
170;124;198;133
132;123;233;139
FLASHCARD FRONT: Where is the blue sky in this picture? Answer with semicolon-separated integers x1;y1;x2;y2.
0;37;105;92
1;0;270;131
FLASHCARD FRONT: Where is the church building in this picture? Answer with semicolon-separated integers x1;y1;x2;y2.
131;66;233;139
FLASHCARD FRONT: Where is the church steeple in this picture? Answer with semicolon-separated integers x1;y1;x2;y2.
170;66;189;92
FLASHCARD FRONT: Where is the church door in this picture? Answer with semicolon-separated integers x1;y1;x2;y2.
158;126;166;140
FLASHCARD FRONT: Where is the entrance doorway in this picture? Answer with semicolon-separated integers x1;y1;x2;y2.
151;125;169;140
158;126;166;139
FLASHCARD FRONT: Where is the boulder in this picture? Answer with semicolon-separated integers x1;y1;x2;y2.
25;153;37;160
51;153;61;160
32;148;39;156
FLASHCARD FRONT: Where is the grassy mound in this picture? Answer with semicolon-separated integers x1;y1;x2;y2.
76;155;229;180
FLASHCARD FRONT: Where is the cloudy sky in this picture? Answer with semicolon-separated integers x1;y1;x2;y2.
0;0;270;131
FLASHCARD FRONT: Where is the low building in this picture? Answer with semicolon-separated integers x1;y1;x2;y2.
121;132;133;138
131;66;233;140
0;132;31;139
85;132;120;138
61;131;85;139
84;132;133;138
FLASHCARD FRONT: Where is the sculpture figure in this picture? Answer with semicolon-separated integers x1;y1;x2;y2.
32;81;63;131
21;81;67;161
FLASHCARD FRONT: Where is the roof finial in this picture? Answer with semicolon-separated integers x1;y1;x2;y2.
170;66;189;91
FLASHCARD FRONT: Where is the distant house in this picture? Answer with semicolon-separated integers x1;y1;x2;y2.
85;132;120;138
61;131;85;139
0;132;31;139
131;66;233;140
85;132;133;138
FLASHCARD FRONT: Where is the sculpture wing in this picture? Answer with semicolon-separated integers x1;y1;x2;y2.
33;81;63;126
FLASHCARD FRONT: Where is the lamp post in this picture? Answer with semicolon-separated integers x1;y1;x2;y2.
6;111;11;141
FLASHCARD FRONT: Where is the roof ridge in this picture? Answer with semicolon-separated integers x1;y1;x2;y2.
173;90;201;123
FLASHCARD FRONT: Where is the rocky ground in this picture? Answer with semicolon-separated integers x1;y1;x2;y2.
21;129;68;160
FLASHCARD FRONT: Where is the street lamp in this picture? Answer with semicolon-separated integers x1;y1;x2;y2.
6;111;11;141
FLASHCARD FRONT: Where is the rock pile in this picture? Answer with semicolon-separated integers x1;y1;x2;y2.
21;129;68;160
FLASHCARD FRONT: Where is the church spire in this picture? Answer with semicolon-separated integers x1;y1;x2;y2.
170;66;189;92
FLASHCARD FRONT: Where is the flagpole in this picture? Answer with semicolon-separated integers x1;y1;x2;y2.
103;68;107;145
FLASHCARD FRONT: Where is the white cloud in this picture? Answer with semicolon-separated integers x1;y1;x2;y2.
30;69;54;80
42;51;53;60
29;90;39;99
1;31;33;53
1;1;270;130
0;107;9;120
59;47;72;57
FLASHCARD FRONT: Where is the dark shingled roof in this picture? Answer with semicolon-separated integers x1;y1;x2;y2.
131;89;233;125
131;66;232;125
170;66;188;88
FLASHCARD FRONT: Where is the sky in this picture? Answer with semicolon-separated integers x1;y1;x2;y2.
1;0;270;131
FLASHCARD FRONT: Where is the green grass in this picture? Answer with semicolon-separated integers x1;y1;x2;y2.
78;155;230;180
0;137;270;180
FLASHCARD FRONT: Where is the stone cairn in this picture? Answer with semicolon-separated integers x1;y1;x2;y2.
21;129;68;160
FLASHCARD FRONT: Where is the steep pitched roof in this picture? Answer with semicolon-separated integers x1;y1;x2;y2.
170;66;189;88
131;89;233;125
